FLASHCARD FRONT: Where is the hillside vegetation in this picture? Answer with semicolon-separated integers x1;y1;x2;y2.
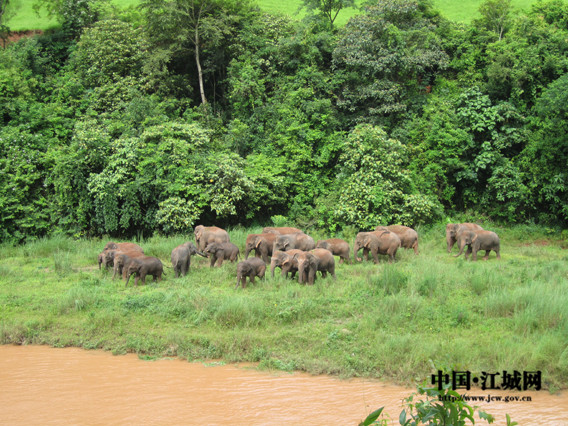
2;0;568;243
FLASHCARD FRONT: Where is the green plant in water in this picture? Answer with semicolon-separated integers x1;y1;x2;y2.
359;383;517;425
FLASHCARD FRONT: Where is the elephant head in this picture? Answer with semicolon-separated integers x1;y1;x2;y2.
454;230;476;258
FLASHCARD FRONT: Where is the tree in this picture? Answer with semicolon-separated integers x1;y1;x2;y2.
142;0;251;107
477;0;513;41
298;0;355;30
332;0;449;127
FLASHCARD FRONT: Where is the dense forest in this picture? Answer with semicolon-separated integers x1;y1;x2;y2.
1;0;568;243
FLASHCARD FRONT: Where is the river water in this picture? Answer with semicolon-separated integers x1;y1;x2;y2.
0;345;566;425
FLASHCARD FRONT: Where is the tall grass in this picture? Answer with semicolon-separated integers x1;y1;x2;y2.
0;223;567;389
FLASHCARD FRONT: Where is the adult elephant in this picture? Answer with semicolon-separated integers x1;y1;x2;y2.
171;242;206;278
125;256;164;287
353;230;401;263
270;249;304;278
263;226;303;235
235;257;266;289
194;225;231;251
244;233;278;263
315;239;350;264
446;223;483;253
376;225;419;255
455;230;501;261
273;233;315;252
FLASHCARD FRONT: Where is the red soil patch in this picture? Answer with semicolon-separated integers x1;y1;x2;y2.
2;30;43;47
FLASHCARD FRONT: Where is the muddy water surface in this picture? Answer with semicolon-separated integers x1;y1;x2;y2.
1;345;566;425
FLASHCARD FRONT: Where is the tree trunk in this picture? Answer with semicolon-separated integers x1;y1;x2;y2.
195;25;207;105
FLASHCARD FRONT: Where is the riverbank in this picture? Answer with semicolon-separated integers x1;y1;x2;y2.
0;224;567;390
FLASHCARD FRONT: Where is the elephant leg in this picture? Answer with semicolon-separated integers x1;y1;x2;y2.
372;250;379;264
465;246;472;260
321;271;327;278
413;241;419;255
483;250;491;260
209;256;216;267
217;257;224;267
495;248;501;260
363;248;370;261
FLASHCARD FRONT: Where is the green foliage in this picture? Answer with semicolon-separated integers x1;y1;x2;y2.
332;0;449;127
333;125;442;228
298;0;355;30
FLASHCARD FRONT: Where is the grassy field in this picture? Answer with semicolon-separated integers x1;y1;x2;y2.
4;0;539;32
1;223;567;390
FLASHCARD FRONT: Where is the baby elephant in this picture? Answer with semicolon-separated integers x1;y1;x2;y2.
125;256;164;287
204;242;240;267
235;257;266;289
171;242;206;277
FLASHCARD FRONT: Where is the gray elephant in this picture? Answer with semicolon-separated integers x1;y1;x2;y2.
315;239;350;264
203;242;240;267
446;223;483;253
113;251;146;280
194;225;230;251
171;242;206;277
270;249;304;278
353;230;401;263
375;225;419;254
244;233;278;263
311;248;336;279
293;251;318;285
273;233;315;252
263;226;303;235
235;257;266;289
454;230;501;261
125;256;164;287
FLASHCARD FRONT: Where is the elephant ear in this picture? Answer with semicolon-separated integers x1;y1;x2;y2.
471;234;478;242
283;240;289;248
255;239;263;249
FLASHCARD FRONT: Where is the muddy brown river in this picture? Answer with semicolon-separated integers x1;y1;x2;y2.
0;345;566;425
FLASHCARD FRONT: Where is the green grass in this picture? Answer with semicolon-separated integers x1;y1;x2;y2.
4;0;540;32
1;223;567;390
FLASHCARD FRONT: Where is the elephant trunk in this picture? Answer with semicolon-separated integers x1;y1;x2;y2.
353;243;361;262
196;251;207;258
454;241;466;257
235;275;241;289
244;246;251;259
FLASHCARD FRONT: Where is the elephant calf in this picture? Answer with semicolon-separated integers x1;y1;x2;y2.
446;223;483;253
204;242;240;267
315;239;350;263
293;251;318;285
270;249;304;278
311;248;336;279
125;256;164;287
171;242;206;277
236;257;266;289
113;251;146;280
454;230;501;261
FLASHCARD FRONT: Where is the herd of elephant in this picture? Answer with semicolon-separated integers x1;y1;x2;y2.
97;223;500;288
